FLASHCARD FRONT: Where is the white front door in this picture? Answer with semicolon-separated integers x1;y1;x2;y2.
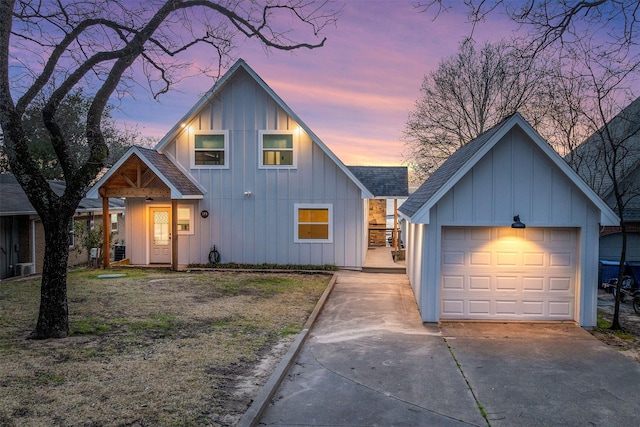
149;207;171;264
440;227;577;321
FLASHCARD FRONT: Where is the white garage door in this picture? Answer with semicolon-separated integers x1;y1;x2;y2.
440;227;577;321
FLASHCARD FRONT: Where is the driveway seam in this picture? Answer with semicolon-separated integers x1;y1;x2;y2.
444;337;491;427
309;346;483;426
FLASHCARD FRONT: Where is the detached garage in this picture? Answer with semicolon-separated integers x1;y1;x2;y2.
400;114;618;328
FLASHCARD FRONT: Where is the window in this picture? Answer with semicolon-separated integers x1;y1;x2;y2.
259;131;296;168
193;131;229;168
177;205;194;235
68;221;76;248
294;204;333;243
110;213;118;232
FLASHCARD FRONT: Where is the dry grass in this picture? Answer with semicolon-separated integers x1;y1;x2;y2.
0;268;330;426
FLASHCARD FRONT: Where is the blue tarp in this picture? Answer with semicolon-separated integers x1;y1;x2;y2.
599;260;623;284
599;260;640;285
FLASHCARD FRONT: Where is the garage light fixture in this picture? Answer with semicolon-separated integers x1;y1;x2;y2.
511;215;526;229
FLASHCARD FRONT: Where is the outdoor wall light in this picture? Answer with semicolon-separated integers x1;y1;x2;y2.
145;197;154;203
511;215;526;229
244;191;252;197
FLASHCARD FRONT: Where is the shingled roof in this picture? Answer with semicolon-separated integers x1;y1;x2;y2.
135;147;204;197
347;166;408;198
86;146;205;199
0;174;124;216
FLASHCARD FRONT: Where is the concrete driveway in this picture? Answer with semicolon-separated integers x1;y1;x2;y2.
440;322;639;426
259;271;640;426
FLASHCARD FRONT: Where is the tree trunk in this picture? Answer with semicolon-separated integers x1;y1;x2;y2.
30;215;72;339
611;220;627;330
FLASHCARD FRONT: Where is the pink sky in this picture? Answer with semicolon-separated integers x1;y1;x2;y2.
114;1;517;166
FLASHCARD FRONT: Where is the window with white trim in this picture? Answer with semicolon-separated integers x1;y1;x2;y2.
177;205;194;235
193;131;229;168
259;131;296;168
294;204;333;243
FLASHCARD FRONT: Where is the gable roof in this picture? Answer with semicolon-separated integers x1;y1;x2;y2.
86;146;205;199
0;174;124;216
347;166;408;198
154;59;373;199
399;113;619;226
571;97;640;221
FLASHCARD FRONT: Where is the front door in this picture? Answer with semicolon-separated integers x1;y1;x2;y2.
149;207;171;264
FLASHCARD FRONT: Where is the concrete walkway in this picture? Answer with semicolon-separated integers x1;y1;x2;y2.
259;271;640;426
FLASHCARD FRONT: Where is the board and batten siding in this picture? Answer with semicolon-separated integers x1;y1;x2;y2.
407;127;602;325
159;69;364;267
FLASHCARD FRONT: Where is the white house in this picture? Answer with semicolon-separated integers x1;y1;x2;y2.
399;114;619;328
87;59;407;269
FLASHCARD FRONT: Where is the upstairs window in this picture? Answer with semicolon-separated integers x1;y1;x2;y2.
259;131;296;169
193;131;228;168
294;204;333;243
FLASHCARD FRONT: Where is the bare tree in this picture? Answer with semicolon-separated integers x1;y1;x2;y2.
403;39;570;182
572;84;640;330
0;0;338;339
418;0;639;54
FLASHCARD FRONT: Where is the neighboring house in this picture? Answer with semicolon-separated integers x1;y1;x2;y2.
570;97;640;263
87;59;408;269
399;114;618;328
0;174;125;280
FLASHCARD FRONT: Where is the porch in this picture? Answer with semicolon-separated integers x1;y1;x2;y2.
85;146;204;270
363;246;405;273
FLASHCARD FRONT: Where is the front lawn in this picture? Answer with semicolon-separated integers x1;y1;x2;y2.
0;269;329;426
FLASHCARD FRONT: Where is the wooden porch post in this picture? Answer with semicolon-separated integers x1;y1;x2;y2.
171;199;178;271
102;196;110;268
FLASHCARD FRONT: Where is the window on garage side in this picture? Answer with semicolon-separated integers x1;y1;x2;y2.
259;131;296;168
194;131;228;168
295;204;332;243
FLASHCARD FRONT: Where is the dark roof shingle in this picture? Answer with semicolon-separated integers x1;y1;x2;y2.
0;174;124;216
137;147;203;197
347;166;408;198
